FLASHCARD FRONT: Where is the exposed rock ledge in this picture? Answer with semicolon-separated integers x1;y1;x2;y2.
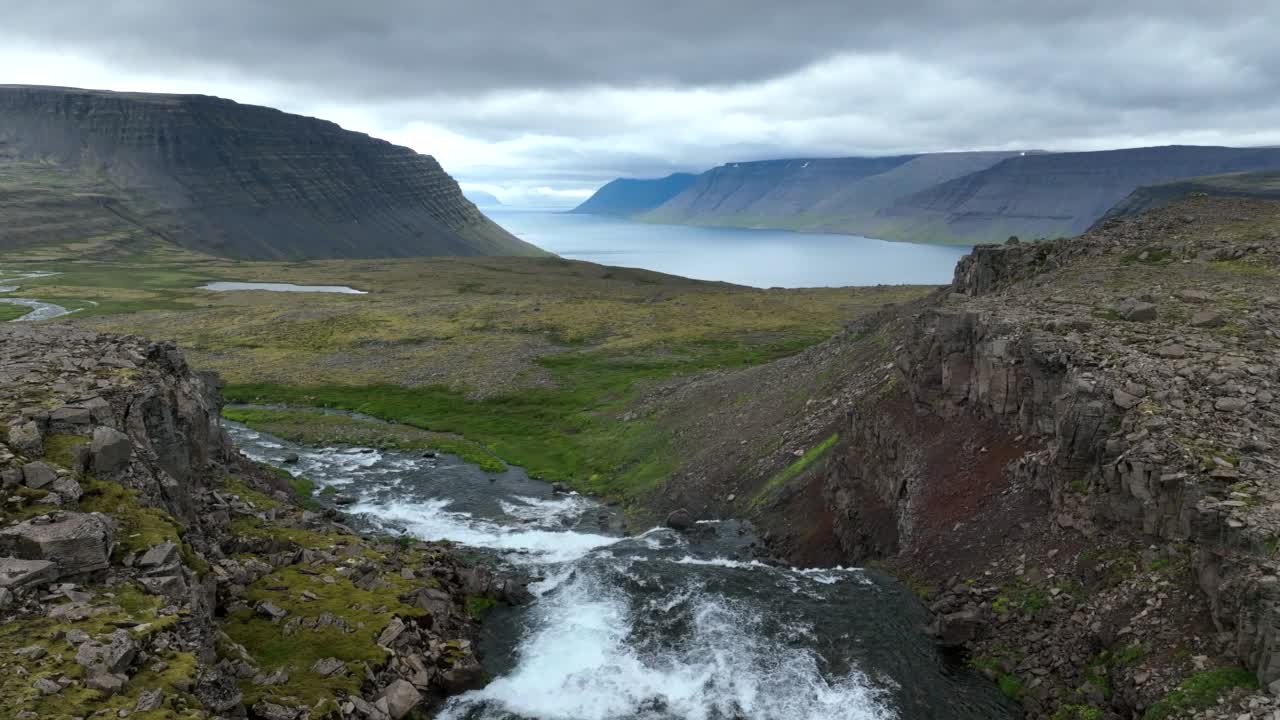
0;324;524;719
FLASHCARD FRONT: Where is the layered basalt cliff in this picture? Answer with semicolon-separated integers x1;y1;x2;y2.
0;85;543;260
0;325;521;719
775;197;1280;718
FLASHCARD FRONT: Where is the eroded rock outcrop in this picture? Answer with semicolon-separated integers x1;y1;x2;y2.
0;324;522;718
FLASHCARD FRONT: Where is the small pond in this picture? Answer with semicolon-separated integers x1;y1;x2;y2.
199;282;367;294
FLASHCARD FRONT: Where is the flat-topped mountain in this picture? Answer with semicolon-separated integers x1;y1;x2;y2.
0;85;543;260
1106;168;1280;218
580;145;1280;244
638;152;1022;228
878;145;1280;243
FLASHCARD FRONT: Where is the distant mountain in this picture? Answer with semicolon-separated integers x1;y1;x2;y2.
464;189;503;207
0;85;545;259
874;145;1280;243
571;173;697;215
1105;169;1280;218
640;152;1023;232
579;145;1280;245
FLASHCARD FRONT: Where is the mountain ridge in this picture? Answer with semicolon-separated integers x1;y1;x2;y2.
577;145;1280;244
0;85;544;260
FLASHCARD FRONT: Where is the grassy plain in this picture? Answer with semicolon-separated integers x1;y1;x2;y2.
3;238;932;501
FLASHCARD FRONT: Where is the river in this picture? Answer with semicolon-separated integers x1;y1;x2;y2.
0;269;75;322
486;208;969;289
227;421;1017;720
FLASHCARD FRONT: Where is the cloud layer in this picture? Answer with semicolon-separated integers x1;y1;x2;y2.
4;1;1279;205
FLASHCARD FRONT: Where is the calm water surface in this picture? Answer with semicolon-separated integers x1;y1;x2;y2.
489;209;968;288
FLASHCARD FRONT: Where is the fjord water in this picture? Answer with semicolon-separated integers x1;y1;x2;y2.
488;208;969;288
227;422;1017;720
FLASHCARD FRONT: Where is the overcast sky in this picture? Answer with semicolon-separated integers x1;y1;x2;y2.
3;1;1279;206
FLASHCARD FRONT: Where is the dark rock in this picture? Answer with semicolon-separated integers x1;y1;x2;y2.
0;512;114;575
89;426;131;475
665;508;694;531
0;557;57;589
136;541;179;569
20;462;58;489
85;672;127;694
931;609;986;648
283;453;300;464
254;599;289;621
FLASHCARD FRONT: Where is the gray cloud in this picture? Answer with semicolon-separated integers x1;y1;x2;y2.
3;1;1280;204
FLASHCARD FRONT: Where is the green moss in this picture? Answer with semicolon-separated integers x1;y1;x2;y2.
751;432;840;505
0;303;33;321
0;583;200;719
222;476;285;510
465;595;497;620
223;564;427;707
79;478;181;557
1054;705;1104;720
1144;667;1259;720
998;673;1025;700
42;432;88;467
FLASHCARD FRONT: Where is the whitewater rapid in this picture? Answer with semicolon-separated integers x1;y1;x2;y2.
227;421;1016;720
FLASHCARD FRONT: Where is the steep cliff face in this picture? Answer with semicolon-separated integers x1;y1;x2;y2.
881;145;1280;244
571;173;697;216
780;198;1280;716
0;324;521;718
0;85;543;260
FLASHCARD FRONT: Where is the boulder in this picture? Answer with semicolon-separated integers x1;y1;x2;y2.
1190;310;1225;328
75;629;137;675
85;672;127;695
1216;397;1249;412
0;558;57;589
90;427;132;475
254;600;289;621
1120;300;1158;322
48;476;83;503
136;541;179;570
380;679;422;720
311;657;347;677
0;512;113;575
139;575;188;600
665;508;694;531
7;421;43;456
21;462;58;490
283;453;300;465
930;609;986;648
